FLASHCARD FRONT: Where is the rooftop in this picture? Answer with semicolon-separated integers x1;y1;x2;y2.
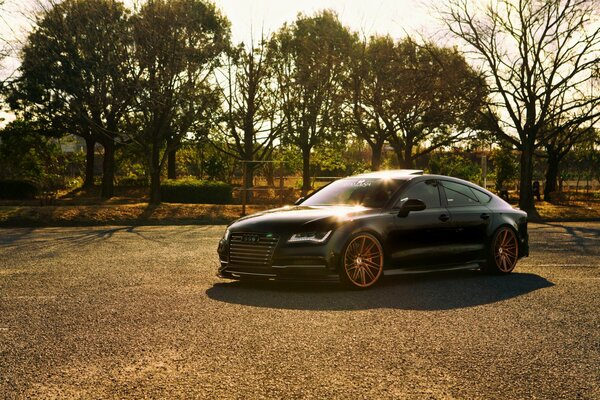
352;169;424;179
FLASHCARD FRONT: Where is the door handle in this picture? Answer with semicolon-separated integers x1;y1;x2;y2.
480;213;490;220
439;214;450;222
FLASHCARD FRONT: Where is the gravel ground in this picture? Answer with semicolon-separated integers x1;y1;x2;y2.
0;222;599;399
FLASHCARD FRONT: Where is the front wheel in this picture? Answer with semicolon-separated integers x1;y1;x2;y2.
483;227;519;274
340;233;384;289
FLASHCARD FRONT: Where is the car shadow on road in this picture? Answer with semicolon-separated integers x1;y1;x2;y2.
205;270;554;311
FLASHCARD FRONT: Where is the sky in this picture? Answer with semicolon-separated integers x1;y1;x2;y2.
0;0;442;72
216;0;439;44
0;0;442;124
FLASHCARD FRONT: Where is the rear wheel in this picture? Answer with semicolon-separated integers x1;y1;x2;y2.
483;227;519;274
340;233;384;289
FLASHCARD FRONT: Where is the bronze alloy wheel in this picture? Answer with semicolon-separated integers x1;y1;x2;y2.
493;228;519;273
343;234;384;288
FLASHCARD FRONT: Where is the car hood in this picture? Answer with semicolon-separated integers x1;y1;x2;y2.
229;205;375;233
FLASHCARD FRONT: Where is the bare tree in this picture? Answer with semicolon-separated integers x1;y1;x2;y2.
212;37;283;199
0;0;10;68
1;0;18;101
541;122;597;200
269;10;356;194
442;0;600;214
346;36;393;171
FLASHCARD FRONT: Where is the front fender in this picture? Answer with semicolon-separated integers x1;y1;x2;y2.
326;212;393;270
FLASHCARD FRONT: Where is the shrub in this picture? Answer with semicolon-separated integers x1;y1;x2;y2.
491;149;519;192
118;176;149;187
0;180;38;200
428;154;481;183
160;179;232;204
0;120;65;183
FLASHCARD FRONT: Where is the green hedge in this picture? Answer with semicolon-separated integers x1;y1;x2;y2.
160;179;232;204
0;180;38;200
117;176;149;187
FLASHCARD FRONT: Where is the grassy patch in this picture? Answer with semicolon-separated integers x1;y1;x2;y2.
1;201;599;227
0;203;270;227
2;188;599;227
535;201;600;221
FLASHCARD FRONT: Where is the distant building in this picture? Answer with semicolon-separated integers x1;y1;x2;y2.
56;134;104;176
58;134;86;154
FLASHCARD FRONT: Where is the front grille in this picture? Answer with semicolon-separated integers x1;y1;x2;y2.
228;233;279;267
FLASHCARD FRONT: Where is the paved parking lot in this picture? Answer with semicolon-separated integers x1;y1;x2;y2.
1;222;599;399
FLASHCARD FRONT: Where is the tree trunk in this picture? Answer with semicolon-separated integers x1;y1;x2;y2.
518;146;536;215
243;162;254;203
265;162;275;186
394;150;403;168
370;140;384;171
101;141;115;199
167;148;177;179
83;137;96;188
399;158;414;169
150;170;161;204
301;146;311;195
544;152;560;201
402;143;414;169
586;175;590;193
558;177;564;192
393;144;414;168
149;142;161;204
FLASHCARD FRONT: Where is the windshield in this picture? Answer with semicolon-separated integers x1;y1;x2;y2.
301;178;406;207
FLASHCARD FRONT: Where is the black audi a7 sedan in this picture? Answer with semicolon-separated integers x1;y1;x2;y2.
217;170;528;289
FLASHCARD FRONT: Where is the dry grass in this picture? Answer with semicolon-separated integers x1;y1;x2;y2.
1;188;599;227
1;200;599;227
0;203;271;227
535;200;600;221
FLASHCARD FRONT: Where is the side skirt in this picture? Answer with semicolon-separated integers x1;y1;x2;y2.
383;262;482;276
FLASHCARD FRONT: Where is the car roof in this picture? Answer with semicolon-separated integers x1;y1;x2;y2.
349;171;482;187
346;171;497;197
350;169;424;179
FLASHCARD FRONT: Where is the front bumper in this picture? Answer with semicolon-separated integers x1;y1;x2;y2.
217;232;342;282
217;262;340;282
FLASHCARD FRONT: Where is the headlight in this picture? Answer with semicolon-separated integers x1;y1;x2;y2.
288;230;332;243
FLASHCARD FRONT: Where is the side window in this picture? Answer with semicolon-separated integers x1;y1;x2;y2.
398;181;441;209
441;181;480;207
473;189;492;203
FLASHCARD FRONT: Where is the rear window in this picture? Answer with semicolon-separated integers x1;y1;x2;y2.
441;181;480;207
473;189;492;203
397;180;441;209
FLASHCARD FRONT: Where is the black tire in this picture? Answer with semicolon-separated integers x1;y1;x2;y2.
340;233;384;289
481;227;519;274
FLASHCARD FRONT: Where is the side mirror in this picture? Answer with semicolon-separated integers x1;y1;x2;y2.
294;197;305;205
398;198;426;217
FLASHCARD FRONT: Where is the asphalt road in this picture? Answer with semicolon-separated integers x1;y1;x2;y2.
1;222;599;399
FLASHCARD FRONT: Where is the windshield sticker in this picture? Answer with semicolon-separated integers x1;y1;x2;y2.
352;179;372;187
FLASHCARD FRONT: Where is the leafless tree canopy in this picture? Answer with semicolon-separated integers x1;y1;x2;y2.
0;0;14;88
211;37;283;193
441;0;600;212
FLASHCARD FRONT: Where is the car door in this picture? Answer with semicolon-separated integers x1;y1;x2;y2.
439;180;491;265
388;179;454;270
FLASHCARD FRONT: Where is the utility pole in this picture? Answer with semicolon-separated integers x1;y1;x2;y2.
481;155;487;189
